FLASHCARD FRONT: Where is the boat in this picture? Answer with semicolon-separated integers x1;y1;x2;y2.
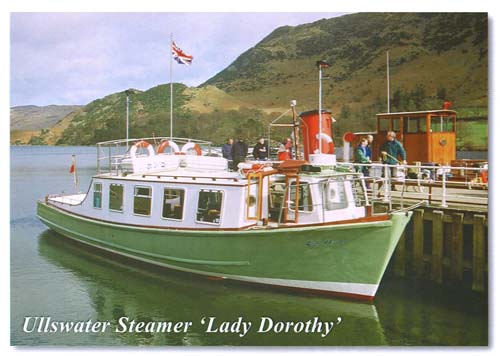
37;128;412;301
36;63;412;301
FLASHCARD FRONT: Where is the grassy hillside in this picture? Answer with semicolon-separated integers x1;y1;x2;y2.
203;13;487;134
20;12;488;148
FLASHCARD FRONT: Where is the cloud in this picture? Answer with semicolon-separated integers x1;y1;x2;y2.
10;12;345;106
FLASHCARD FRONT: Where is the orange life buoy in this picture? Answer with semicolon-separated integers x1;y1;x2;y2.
130;140;155;157
181;142;202;156
157;140;180;154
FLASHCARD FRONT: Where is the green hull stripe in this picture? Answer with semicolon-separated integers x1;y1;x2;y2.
38;215;250;267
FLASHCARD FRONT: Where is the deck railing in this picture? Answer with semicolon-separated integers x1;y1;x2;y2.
96;137;213;175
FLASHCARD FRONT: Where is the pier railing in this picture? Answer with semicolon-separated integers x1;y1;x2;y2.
340;162;488;210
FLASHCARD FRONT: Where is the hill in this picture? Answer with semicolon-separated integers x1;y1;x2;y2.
203;12;487;133
11;105;82;131
19;12;487;147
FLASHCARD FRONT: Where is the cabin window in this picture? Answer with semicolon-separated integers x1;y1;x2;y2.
322;179;348;210
162;188;185;220
431;115;454;133
269;182;286;222
196;190;223;224
392;118;401;133
378;119;390;132
404;117;426;133
109;184;124;212
93;182;102;209
133;186;152;216
289;182;313;212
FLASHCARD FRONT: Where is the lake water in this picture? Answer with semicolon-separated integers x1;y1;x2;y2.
10;146;488;346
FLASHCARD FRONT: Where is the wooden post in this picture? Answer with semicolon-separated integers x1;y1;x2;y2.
472;214;486;292
412;209;424;277
431;210;444;283
450;213;464;281
394;230;406;277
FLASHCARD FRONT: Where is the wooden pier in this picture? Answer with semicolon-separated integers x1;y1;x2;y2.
384;202;488;293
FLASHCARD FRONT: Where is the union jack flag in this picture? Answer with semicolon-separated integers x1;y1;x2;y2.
172;41;193;65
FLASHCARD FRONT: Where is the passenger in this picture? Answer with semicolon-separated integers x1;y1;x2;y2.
354;137;371;176
366;134;373;161
285;138;293;158
277;144;287;161
231;137;248;170
252;137;269;160
222;137;233;170
380;130;407;180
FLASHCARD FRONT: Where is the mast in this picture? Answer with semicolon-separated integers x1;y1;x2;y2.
170;33;174;139
125;89;131;149
290;100;299;159
318;62;323;154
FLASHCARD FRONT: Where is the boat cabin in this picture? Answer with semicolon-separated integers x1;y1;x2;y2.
45;138;369;231
353;109;458;165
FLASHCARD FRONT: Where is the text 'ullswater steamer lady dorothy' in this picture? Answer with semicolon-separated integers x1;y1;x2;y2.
37;54;412;300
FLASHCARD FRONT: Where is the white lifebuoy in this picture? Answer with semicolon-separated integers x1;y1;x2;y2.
181;142;202;155
157;140;180;154
130;140;155;158
315;132;334;154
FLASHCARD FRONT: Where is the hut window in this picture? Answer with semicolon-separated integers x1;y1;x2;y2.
134;186;152;216
196;190;223;224
322;179;348;210
162;188;185;220
289;182;313;212
93;182;102;209
109;184;124;212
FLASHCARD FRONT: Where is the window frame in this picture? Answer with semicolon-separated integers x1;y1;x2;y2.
133;185;152;217
161;187;186;221
195;189;224;226
108;183;124;213
322;178;349;211
93;182;102;209
288;181;314;213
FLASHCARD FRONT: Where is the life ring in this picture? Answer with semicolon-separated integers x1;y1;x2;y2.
481;163;488;183
157;140;180;154
315;132;334;154
238;163;266;176
181;142;202;156
130;140;155;157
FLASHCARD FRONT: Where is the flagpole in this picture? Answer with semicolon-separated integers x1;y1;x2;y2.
71;154;78;193
170;33;173;139
387;51;390;113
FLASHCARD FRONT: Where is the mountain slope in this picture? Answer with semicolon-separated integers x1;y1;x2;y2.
202;12;487;122
10;105;81;131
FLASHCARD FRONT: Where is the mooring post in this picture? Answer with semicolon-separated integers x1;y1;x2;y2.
412;209;424;277
451;213;464;281
472;214;486;292
431;210;444;283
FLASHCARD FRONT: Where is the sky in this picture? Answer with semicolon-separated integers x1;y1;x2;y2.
10;12;346;107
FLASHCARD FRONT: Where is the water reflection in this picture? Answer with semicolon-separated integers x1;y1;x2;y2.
37;230;387;346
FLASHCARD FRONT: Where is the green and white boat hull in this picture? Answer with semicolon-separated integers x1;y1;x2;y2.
37;201;411;300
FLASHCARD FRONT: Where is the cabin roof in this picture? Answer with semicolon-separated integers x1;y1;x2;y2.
376;109;457;117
